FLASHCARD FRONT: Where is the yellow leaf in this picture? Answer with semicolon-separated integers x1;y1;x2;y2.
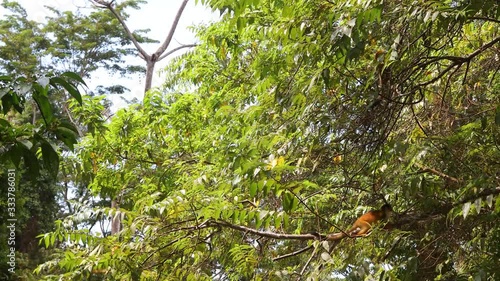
276;156;285;166
333;155;342;164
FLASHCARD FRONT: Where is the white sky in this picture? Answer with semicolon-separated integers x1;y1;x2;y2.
0;0;219;108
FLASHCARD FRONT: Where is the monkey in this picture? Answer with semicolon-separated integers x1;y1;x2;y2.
326;204;393;241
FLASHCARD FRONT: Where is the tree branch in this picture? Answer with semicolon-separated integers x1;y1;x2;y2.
395;186;500;227
287;188;346;235
297;245;319;280
90;0;150;59
210;220;318;240
469;16;500;24
413;162;460;183
158;43;198;61
153;0;190;60
415;36;500;88
455;186;500;207
272;245;314;261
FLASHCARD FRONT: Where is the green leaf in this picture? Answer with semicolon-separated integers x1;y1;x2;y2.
0;88;10;100
9;143;23;167
0;75;12;81
222;209;233;220
249;182;258;197
21;145;39;178
18;140;33;150
274;213;282;229
0;118;11;128
55;126;79;150
282;191;296;212
41;142;59;178
44;235;50;248
50;77;83;105
58;119;80;135
50;233;56;246
61;71;87;87
239;210;247;222
32;89;54;124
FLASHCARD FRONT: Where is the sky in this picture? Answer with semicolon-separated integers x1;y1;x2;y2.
0;0;220;108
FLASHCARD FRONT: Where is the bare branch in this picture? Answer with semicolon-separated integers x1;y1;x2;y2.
153;0;190;60
272;245;314;261
211;220;318;240
297;245;318;280
415;36;500;88
469;16;500;24
158;43;198;61
90;0;149;59
455;186;500;206
465;36;500;61
413;162;460;183
287;189;347;236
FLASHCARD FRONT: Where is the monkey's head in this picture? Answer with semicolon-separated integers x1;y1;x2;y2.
381;204;393;219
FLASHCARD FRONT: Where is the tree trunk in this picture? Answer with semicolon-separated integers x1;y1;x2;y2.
111;199;120;234
144;60;156;92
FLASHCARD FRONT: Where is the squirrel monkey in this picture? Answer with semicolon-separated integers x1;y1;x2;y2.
327;204;393;241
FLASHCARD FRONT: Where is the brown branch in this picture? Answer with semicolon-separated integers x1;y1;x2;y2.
272;245;314;261
297;244;319;280
287;189;346;235
211;220;318;240
410;103;429;137
166;219;210;234
413;162;460;183
395;186;500;227
158;43;198;61
157;218;198;233
159;185;499;252
90;0;150;60
466;36;500;61
416;62;460;88
440;61;462;109
415;36;500;88
469;16;500;24
63;103;83;137
455;186;500;207
154;0;190;60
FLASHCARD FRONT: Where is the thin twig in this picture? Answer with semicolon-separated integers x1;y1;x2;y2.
413;162;460;183
212;220;317;240
272;245;314;261
158;44;198;61
297;244;319;280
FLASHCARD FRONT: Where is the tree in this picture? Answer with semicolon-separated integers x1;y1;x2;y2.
86;0;198;235
89;0;197;93
36;0;500;280
0;1;157;278
0;1;47;76
0;0;154;94
0;71;86;279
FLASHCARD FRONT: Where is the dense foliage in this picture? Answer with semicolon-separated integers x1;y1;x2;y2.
0;0;152;279
0;72;85;279
3;0;500;280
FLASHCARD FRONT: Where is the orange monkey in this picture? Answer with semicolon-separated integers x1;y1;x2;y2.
326;204;393;241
